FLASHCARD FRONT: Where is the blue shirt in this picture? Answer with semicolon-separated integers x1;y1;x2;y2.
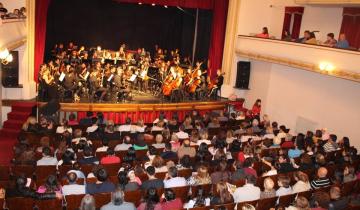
288;148;303;158
336;40;349;49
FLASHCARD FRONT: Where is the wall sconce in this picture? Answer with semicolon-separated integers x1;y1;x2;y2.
0;48;13;65
319;62;335;72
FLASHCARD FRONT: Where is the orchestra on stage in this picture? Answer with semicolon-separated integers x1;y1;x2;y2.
38;42;224;103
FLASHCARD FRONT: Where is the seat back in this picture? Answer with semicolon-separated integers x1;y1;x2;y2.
256;196;277;210
64;194;85;210
93;193;111;208
6;197;34;210
278;193;297;208
236;200;258;210
33;199;63;210
124;190;142;206
35;165;57;180
213;202;236;210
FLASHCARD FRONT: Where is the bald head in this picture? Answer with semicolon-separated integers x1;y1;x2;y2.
317;167;328;178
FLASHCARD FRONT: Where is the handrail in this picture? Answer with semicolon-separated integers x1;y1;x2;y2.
238;35;360;55
0;18;26;25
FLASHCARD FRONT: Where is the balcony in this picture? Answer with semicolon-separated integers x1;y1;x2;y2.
0;18;26;49
236;35;360;83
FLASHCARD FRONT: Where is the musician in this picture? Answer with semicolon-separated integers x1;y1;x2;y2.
62;66;78;99
39;65;57;100
216;69;224;97
89;69;107;101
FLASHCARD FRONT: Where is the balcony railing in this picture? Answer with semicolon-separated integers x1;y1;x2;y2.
236;35;360;83
0;18;26;49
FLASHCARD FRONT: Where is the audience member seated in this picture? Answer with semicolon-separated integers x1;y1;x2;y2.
188;165;211;185
285;196;310;210
163;166;187;188
118;117;132;132
328;186;349;210
100;187;136;210
343;166;357;183
78;146;99;165
160;189;183;209
177;139;196;159
151;155;167;173
277;155;295;173
292;171;311;193
336;33;350;49
56;119;73;134
137;188;161;210
297;30;311;43
160;142;178;160
100;148;121;165
310;167;331;189
276;175;292;197
141;166;164;190
79;194;96;210
323;134;339;152
96;139;109;153
104;121;120;141
86;168;116;194
256;27;270;38
36;136;53;153
260;177;276;199
323;33;337;47
6;176;60;199
22;116;38;132
133;134;148;150
210;160;231;184
152;134;165;149
305;32;317;45
37;175;62;194
210;181;234;205
288;143;303;158
243;157;258;178
233;175;260;203
62;172;85;195
86;117;99;133
114;135;132;151
311;191;331;210
196;129;212;145
175;125;189;139
120;170;140;191
37;146;58;166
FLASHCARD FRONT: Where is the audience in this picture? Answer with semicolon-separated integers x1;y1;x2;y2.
323;33;337;47
86;168;116;194
160;189;183;209
141;166;164;190
210;181;234;205
336;33;350;49
137;188;161;210
79;194;96;210
256;27;270;38
37;146;58;166
260;177;276;199
100;188;136;210
163;166;187;188
233;175;260;203
100;148;121;165
276;175;292;196
62;172;85;196
292;171;311;193
311;167;331;189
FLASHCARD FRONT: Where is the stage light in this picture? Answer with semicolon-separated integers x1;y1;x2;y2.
138;2;142;5
164;5;168;8
319;62;335;72
151;3;156;6
0;48;13;65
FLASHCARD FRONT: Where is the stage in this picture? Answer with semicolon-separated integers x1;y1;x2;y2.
38;96;244;124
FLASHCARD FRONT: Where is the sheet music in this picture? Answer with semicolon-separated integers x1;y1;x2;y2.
107;74;114;82
84;72;90;80
129;74;137;82
59;72;66;82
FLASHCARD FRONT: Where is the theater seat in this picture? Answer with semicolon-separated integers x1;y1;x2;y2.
33;199;63;210
256;196;277;210
236;200;258;210
278;193;297;208
5;197;34;210
213;202;236;210
64;194;85;210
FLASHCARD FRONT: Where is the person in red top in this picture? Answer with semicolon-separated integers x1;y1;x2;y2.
251;99;262;122
160;189;183;210
100;148;121;165
256;27;269;38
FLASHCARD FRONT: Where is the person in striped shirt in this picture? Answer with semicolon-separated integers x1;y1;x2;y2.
311;167;331;189
323;134;339;152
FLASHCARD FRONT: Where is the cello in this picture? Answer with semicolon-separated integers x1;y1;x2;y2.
162;74;174;96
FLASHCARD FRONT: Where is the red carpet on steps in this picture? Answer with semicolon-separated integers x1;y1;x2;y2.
0;102;36;165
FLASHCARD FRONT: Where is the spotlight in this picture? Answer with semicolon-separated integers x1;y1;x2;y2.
138;2;142;5
0;48;13;65
151;3;155;6
164;5;168;8
319;62;335;72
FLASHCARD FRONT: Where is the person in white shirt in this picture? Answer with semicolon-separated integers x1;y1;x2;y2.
196;129;212;145
86;117;99;133
114;136;132;151
153;113;168;124
62;172;85;196
152;134;165;149
118;117;132;132
37;146;58;166
292;171;311;193
276;175;293;196
96;139;109;153
151;121;165;132
163;166;187;188
233;175;260;203
133;119;146;133
175;125;189;139
56;119;73;134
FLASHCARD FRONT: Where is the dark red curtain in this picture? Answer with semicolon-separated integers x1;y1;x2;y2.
282;7;304;39
115;0;228;77
34;0;51;82
340;7;360;49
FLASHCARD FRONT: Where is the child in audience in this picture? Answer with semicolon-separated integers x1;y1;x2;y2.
260;177;276;199
276;175;292;196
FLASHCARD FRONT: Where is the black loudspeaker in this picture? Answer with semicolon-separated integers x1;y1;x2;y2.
1;51;19;87
235;61;251;89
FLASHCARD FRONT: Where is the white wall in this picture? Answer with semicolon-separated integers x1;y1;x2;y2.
1;0;26;12
300;6;343;41
237;0;344;40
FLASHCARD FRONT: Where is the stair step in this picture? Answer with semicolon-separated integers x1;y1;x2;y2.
7;111;29;121
3;120;24;130
11;102;36;113
0;128;20;139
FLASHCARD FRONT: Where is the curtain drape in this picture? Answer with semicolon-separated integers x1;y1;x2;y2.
340;7;360;49
282;7;304;40
34;0;51;82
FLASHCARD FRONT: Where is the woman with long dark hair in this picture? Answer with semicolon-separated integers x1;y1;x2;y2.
137;187;161;210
